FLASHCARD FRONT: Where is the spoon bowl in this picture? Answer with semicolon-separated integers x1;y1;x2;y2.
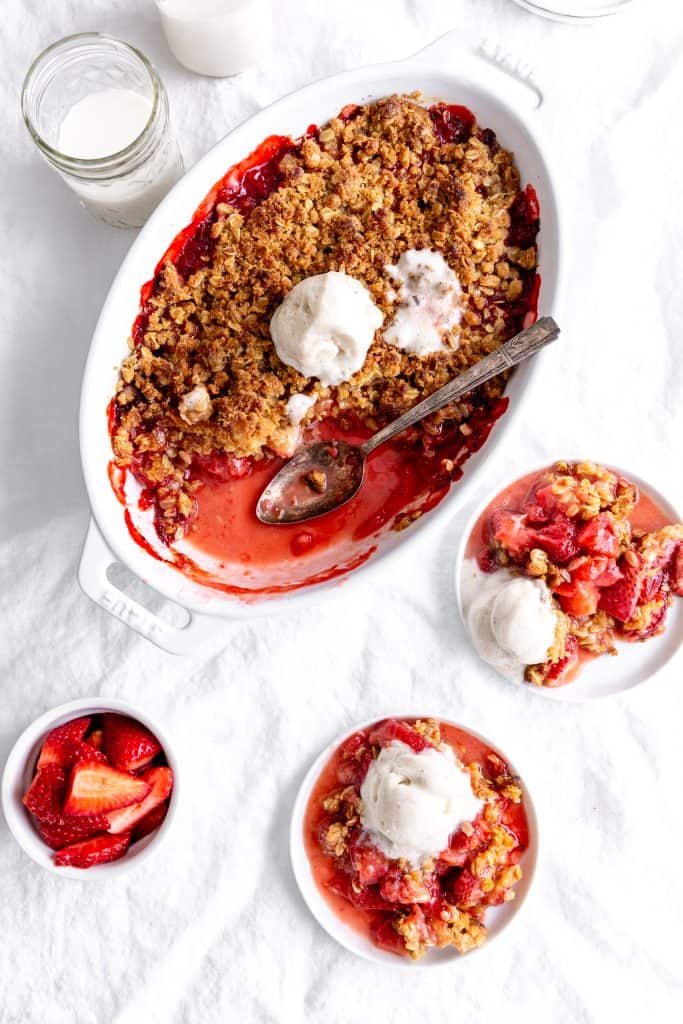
257;317;560;526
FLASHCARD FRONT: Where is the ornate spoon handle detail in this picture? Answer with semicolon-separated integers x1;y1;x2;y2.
361;317;560;456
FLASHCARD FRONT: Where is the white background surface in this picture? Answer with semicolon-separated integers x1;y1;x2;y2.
1;1;682;1021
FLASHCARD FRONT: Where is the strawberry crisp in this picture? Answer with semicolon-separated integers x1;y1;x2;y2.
23;713;173;868
303;718;530;960
109;94;540;557
469;460;683;687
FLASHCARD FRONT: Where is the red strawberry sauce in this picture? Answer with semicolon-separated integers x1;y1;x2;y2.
466;468;671;564
303;720;529;949
111;104;540;597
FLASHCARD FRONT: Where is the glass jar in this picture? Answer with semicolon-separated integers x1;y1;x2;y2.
21;33;184;229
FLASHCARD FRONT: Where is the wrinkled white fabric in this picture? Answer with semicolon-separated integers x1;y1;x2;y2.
1;1;682;1022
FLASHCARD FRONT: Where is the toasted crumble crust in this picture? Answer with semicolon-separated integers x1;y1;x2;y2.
111;94;537;541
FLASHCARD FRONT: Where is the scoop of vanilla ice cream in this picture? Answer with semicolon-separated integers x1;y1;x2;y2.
360;740;482;866
461;560;558;681
270;272;383;386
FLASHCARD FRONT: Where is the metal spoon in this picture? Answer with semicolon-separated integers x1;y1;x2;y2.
256;316;560;525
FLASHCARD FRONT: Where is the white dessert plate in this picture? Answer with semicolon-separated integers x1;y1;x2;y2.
455;460;683;701
510;0;640;22
290;715;539;967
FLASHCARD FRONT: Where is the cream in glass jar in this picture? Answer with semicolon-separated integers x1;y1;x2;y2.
21;34;184;229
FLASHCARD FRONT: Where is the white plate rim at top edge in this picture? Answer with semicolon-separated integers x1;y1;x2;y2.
289;714;539;968
454;458;683;702
510;0;640;21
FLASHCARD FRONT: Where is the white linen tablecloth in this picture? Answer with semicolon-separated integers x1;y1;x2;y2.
1;1;682;1021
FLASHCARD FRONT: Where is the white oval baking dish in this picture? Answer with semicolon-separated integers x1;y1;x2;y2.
78;32;565;654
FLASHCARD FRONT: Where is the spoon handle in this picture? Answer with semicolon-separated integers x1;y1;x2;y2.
361;316;560;455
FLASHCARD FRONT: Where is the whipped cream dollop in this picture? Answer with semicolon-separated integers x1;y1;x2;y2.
360;740;482;866
384;249;462;355
285;392;317;426
461;560;558;682
270;272;383;386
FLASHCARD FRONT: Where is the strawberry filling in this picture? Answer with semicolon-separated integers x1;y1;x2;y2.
303;719;529;960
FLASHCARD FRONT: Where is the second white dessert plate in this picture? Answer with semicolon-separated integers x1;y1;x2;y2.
454;461;683;702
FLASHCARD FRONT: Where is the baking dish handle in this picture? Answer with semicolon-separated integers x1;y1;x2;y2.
78;518;221;656
411;29;543;111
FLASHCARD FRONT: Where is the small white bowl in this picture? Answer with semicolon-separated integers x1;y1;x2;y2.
290;715;539;967
455;460;683;702
1;697;179;879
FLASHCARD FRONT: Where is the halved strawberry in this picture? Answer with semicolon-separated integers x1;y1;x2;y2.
86;729;104;751
577;513;621;557
368;719;430;753
568;555;622;588
36;717;91;770
489;509;535;559
102;714;162;772
349;837;390;886
37;812;110;850
521;479;559;523
64;761;151;817
132;799;169;842
107;766;173;835
531;514;578;564
598;561;642;623
23;765;65;822
555;578;599;618
54;831;132;869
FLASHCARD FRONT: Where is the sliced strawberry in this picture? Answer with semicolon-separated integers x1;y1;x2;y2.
349;837;390;886
531;514;578;564
102;714;162;772
64;761;151;817
555;578;599;618
36;717;91;770
543;635;579;687
670;544;683;596
368;719;430;753
54;831;132;869
132;799;169;842
107;766;173;835
521;479;559;523
577;513;621;557
598;560;642;623
36;812;109;850
489;509;536;559
62;741;107;769
568;555;622;588
23;765;65;822
86;729;104;751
